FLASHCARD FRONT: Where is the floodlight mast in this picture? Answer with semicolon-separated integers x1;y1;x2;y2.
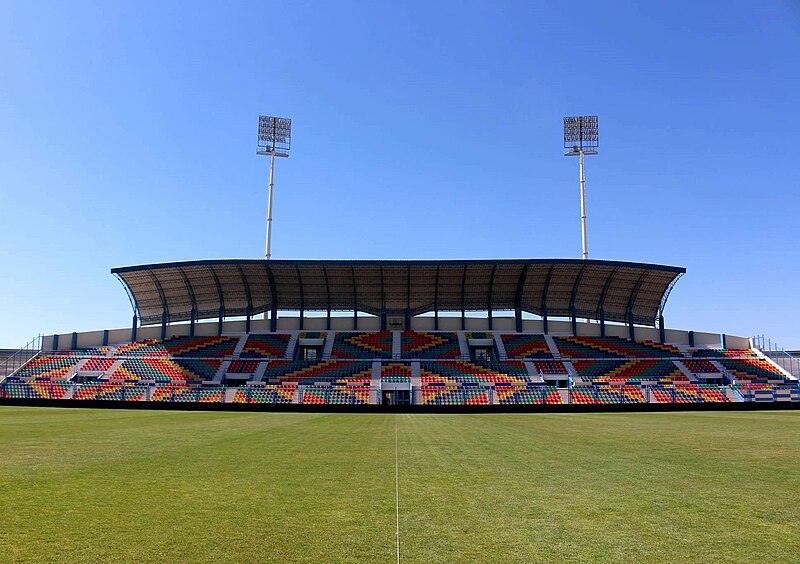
256;115;292;259
563;116;599;260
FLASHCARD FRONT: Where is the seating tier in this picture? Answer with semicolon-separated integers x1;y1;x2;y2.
301;386;370;405
400;332;460;359
496;386;561;405
227;360;261;374
331;331;393;359
420;386;489;405
500;334;553;359
381;363;411;383
233;385;296;404
239;334;291;359
419;360;528;386
73;382;147;401
1;380;72;399
572;360;685;384
261;360;372;385
15;356;80;379
718;358;787;382
554;336;681;359
115;336;238;357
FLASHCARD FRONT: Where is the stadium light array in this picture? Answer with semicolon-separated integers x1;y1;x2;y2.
257;115;292;260
563;116;599;260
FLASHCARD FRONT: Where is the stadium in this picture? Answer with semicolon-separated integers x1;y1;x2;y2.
2;4;800;562
2;257;798;409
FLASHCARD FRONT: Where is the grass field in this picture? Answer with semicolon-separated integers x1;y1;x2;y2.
1;407;799;562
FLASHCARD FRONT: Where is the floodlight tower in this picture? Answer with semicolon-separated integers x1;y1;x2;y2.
563;116;599;260
257;115;292;260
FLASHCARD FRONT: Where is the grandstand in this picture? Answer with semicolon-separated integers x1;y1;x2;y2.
1;258;796;409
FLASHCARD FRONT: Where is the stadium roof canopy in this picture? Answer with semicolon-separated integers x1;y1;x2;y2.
112;258;685;329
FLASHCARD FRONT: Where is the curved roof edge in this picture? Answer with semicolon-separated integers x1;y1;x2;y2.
112;258;686;328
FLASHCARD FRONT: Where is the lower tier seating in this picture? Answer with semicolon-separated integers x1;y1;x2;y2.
496;386;561;405
79;357;117;372
420;386;489;405
150;384;225;402
649;384;729;403
301;386;370;405
1;380;72;399
233;385;297;404
73;382;148;401
570;385;647;404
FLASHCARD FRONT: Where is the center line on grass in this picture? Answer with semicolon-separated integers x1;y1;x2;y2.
394;418;401;564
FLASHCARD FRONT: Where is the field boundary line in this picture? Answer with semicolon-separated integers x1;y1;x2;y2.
395;418;401;564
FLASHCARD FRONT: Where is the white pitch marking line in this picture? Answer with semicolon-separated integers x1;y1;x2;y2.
395;418;401;564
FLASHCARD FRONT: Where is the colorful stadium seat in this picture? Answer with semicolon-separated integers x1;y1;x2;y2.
500;334;553;359
14;356;80;379
233;384;296;404
419;360;529;386
115;336;238;357
261;360;372;385
554;336;682;359
239;334;292;358
331;331;393;359
718;358;788;382
571;359;686;384
381;363;411;383
495;386;561;405
400;332;460;359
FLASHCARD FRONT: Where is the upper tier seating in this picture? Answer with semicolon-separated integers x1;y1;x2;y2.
718;358;788;382
261;360;372;385
1;380;72;399
239;334;291;358
79;357;116;372
111;358;221;382
51;347;112;356
331;331;393;359
419;360;529;386
554;336;682;359
73;382;147;401
501;334;553;359
14;356;80;379
233;384;296;404
401;332;460;359
690;348;760;358
420;386;489;405
301;386;370;405
495;386;561;405
381;363;411;383
226;360;261;374
682;359;720;374
572;359;686;384
115;336;238;357
532;360;569;375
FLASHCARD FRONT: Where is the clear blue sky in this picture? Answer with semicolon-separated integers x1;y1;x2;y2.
1;1;798;348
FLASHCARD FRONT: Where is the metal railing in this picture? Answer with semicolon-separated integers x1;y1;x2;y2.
1;335;43;381
753;335;799;379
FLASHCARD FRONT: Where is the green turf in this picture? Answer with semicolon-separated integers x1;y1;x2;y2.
1;408;799;562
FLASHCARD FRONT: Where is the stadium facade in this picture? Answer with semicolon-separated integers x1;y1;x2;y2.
1;258;797;409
